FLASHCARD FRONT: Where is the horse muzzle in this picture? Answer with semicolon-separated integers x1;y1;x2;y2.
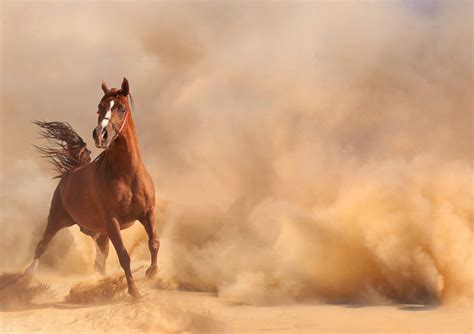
93;127;108;148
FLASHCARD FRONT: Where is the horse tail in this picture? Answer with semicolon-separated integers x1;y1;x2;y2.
33;121;92;178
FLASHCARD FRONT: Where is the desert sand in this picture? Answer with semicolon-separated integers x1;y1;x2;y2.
1;267;472;333
1;1;473;333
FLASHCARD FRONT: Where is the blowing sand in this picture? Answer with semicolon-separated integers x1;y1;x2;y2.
1;1;473;332
1;268;472;333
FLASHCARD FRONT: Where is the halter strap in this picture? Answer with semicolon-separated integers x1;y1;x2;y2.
117;107;129;134
117;94;133;137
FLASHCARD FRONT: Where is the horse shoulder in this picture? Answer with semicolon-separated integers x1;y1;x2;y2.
132;166;155;210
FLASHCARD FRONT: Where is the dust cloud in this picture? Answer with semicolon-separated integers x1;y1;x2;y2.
1;1;472;305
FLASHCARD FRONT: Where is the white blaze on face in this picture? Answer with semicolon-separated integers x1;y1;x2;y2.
101;100;114;128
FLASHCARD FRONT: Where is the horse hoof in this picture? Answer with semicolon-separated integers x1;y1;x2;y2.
94;263;106;276
145;265;158;278
129;287;142;299
23;259;39;279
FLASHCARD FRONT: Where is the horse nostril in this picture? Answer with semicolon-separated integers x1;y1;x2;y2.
93;128;98;140
102;129;108;142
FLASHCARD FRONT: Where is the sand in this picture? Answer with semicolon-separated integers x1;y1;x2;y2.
1;269;472;333
1;2;473;333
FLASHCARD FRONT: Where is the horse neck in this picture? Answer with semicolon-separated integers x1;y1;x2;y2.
102;114;143;176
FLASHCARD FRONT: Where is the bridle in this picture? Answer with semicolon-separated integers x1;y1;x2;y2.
116;105;129;134
92;92;134;162
110;92;133;138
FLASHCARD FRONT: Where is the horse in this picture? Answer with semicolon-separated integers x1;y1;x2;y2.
25;78;159;298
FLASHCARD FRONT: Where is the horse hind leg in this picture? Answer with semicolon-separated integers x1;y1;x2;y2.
24;189;68;278
93;234;109;275
78;226;109;275
139;208;160;278
24;214;68;278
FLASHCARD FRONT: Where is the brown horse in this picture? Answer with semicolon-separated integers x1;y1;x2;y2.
25;78;158;298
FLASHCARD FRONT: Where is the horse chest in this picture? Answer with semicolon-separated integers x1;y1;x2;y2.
110;176;150;220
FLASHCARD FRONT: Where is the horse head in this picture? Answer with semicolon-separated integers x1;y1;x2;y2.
93;78;131;149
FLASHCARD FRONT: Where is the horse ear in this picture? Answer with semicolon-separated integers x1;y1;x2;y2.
101;80;110;94
120;77;129;96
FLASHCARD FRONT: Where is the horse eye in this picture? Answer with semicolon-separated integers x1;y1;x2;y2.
118;105;126;113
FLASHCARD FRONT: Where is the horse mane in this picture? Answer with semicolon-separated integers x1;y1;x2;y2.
34;121;90;178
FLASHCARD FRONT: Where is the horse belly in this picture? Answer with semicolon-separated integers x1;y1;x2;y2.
119;221;136;230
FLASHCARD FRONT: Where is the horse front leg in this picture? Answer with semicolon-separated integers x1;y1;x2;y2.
139;208;160;278
107;218;140;298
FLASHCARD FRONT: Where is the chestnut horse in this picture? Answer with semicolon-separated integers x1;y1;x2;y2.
25;78;158;298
